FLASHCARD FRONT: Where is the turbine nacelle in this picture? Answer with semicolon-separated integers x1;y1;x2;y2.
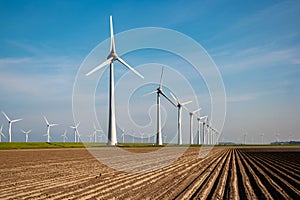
107;52;118;60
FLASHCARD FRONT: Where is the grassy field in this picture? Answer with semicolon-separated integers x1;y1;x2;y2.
0;142;107;150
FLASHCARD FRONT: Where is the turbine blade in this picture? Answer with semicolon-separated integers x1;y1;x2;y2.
159;67;164;89
86;57;113;76
169;92;179;104
50;124;59;126
182;100;192;106
21;129;26;133
117;57;144;79
160;91;176;107
110;15;116;53
143;90;157;97
182;105;189;112
11;119;22;123
192;108;202;114
2;112;10;121
28;130;32;133
76;122;80;128
43;116;49;125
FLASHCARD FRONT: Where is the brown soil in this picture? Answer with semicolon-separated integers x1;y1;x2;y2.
0;147;299;199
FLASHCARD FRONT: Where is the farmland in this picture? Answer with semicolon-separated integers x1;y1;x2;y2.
0;146;299;199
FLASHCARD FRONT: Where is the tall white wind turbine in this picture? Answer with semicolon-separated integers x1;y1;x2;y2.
0;125;6;142
2;112;22;143
188;108;201;145
86;16;144;146
70;122;80;143
145;67;176;145
21;129;32;143
170;92;192;145
43;116;58;143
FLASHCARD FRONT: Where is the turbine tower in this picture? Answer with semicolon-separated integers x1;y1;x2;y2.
43;116;58;143
0;125;6;142
21;129;32;143
70;122;80;143
86;16;144;145
188;108;201;145
145;67;176;145
170;92;192;145
2;112;22;143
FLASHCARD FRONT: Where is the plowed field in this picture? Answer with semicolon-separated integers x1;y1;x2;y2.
0;147;299;199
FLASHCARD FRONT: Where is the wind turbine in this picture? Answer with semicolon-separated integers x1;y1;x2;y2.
141;132;144;143
86;16;144;146
196;115;208;145
61;130;68;143
170;92;192;145
163;134;167;144
92;123;103;143
202;116;208;144
275;133;280;142
243;133;247;145
2;112;22;143
188;108;202;145
0;125;6;142
121;129;125;143
145;67;176;145
70;122;80;143
260;133;264;144
21;129;32;143
43;116;58;143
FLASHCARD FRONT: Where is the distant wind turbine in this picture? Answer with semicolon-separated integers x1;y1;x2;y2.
260;133;264;144
188;108;201;145
275;133;280;142
243;133;247;145
61;130;68;143
43;116;58;143
70;122;80;143
2;112;22;143
145;67;176;145
21;129;32;143
170;92;192;145
202;116;208;144
0;125;6;142
121;129;125;143
196;115;208;145
92;123;103;143
86;16;144;146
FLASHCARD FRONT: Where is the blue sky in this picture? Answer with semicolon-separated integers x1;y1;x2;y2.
0;0;299;143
